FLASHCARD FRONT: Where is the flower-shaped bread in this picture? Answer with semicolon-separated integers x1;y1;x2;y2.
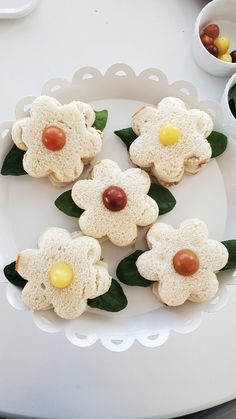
72;159;159;247
136;219;228;306
16;228;111;319
129;97;213;186
12;96;102;186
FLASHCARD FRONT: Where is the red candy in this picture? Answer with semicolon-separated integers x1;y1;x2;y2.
206;44;218;57
173;249;199;276
42;126;66;151
102;186;127;211
230;50;236;63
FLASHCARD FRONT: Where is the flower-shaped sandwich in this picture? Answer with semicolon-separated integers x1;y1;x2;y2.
12;96;102;186
16;228;111;319
129;97;213;186
136;219;228;306
72;159;159;247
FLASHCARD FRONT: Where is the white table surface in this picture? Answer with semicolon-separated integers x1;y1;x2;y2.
0;0;236;418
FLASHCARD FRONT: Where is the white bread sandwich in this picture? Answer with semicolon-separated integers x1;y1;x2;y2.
16;228;111;319
129;97;213;186
72;159;159;247
136;218;228;306
12;96;102;186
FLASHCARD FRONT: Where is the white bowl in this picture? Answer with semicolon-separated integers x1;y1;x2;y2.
221;72;236;133
192;0;236;77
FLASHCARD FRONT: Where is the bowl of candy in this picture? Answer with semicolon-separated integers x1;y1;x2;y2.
192;0;236;77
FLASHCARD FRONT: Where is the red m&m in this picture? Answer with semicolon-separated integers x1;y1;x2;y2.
103;186;127;211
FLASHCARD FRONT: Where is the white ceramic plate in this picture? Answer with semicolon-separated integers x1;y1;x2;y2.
0;64;235;352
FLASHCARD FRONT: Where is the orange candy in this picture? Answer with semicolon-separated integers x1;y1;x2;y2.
173;249;199;276
200;33;214;47
203;24;220;39
42;126;66;151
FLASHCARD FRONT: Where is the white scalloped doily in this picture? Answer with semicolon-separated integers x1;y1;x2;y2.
1;64;236;352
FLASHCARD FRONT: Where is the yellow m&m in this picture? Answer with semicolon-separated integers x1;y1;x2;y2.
49;263;74;289
159;124;181;146
214;37;230;56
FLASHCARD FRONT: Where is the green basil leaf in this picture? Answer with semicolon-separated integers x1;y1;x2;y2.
114;127;137;150
4;261;27;288
1;145;26;176
93;110;108;131
229;99;236;119
229;84;236;101
207;131;228;158
55;190;84;218
148;182;176;215
229;85;236;118
221;240;236;271
88;279;127;312
116;250;152;287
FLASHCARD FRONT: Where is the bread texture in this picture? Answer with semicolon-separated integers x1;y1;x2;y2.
136;219;228;306
72;159;159;247
16;228;111;319
130;97;213;186
11;96;102;186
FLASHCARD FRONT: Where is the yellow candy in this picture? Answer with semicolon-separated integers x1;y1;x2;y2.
214;37;230;56
219;54;232;63
49;262;73;289
159;124;181;146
